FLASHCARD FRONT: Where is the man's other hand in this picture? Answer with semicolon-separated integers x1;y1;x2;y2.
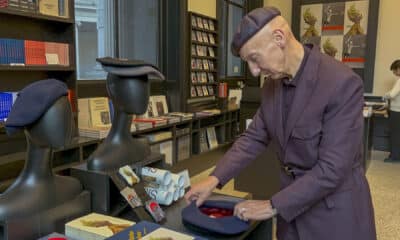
234;200;277;221
184;176;219;206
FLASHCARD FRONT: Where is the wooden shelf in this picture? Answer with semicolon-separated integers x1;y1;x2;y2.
0;65;75;71
0;8;74;24
147;137;173;146
190;69;217;73
0;151;25;165
191;82;217;86
192;41;218;47
192;26;218;34
191;55;217;60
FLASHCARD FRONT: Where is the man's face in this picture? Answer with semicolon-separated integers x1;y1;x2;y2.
240;32;287;80
393;68;400;77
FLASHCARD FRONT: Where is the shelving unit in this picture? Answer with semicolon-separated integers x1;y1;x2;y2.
0;0;76;156
0;109;240;192
187;11;219;112
0;1;77;191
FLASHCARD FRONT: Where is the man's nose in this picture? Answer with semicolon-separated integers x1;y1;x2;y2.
248;62;260;77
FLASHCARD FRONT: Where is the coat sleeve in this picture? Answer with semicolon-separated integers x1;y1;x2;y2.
271;74;364;222
210;88;271;187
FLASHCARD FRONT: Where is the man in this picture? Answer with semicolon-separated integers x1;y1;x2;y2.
185;7;376;240
383;59;400;162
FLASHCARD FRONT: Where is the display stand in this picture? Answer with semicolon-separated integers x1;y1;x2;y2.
71;153;164;222
0;191;90;240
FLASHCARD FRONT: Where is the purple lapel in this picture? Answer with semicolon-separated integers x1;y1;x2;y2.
273;78;285;149
283;47;321;148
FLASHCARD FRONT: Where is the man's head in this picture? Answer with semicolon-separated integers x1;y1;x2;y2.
231;7;303;80
390;59;400;77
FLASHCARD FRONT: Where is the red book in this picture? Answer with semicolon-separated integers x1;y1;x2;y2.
25;40;46;65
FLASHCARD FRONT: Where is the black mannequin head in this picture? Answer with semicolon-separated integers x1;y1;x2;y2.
106;74;149;114
25;96;74;148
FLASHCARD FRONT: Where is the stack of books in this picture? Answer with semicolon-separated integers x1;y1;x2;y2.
0;38;70;66
0;39;25;65
0;92;18;122
195;109;221;117
133;117;167;128
78;97;112;139
167;112;194;121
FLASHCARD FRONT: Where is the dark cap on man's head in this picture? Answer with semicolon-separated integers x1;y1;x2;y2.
5;79;68;135
231;6;281;57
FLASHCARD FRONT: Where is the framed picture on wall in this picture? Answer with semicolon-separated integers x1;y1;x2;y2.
293;0;379;93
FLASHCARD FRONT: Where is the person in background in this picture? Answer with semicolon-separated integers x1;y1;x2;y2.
383;59;400;162
185;6;376;240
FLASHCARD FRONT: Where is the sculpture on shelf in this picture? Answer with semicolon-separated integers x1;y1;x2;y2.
1;79;89;221
86;57;165;171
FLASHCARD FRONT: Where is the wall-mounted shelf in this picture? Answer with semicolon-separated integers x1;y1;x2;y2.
0;8;73;23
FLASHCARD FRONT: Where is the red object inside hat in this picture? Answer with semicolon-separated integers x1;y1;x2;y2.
200;207;234;218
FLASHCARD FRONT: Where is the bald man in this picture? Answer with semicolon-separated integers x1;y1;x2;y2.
185;7;376;240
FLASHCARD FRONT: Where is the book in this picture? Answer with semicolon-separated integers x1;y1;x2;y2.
199;129;209;153
167;112;194;121
65;213;134;240
78;97;111;128
134;117;167;128
39;0;59;17
150;95;169;117
160;140;173;165
206;127;218;149
79;126;110;139
141;131;172;143
105;221;204;240
177;135;190;162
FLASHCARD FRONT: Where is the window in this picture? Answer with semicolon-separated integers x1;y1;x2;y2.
118;0;160;67
218;0;246;79
75;0;116;80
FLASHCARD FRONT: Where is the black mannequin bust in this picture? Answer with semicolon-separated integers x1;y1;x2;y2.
87;57;165;171
0;97;83;220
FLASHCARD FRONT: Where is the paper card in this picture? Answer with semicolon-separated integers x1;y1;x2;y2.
45;53;60;64
120;187;143;208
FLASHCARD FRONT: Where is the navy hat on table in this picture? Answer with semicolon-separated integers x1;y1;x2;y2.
5;79;68;135
231;6;281;57
96;57;165;81
181;200;250;235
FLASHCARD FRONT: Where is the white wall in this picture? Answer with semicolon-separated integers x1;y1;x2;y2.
264;0;292;25
265;0;400;95
373;0;400;95
188;0;216;18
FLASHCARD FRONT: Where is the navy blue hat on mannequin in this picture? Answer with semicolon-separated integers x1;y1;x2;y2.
96;57;165;80
231;6;281;57
5;79;68;135
181;200;250;235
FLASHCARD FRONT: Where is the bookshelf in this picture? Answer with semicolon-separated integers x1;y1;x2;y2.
187;11;219;112
0;1;76;157
0;109;241;192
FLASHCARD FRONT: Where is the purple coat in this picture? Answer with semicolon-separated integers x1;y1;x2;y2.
212;45;376;240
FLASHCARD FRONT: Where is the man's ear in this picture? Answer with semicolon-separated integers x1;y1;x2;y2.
272;29;285;48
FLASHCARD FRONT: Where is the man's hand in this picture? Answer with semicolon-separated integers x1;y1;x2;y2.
234;200;277;221
184;176;219;206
